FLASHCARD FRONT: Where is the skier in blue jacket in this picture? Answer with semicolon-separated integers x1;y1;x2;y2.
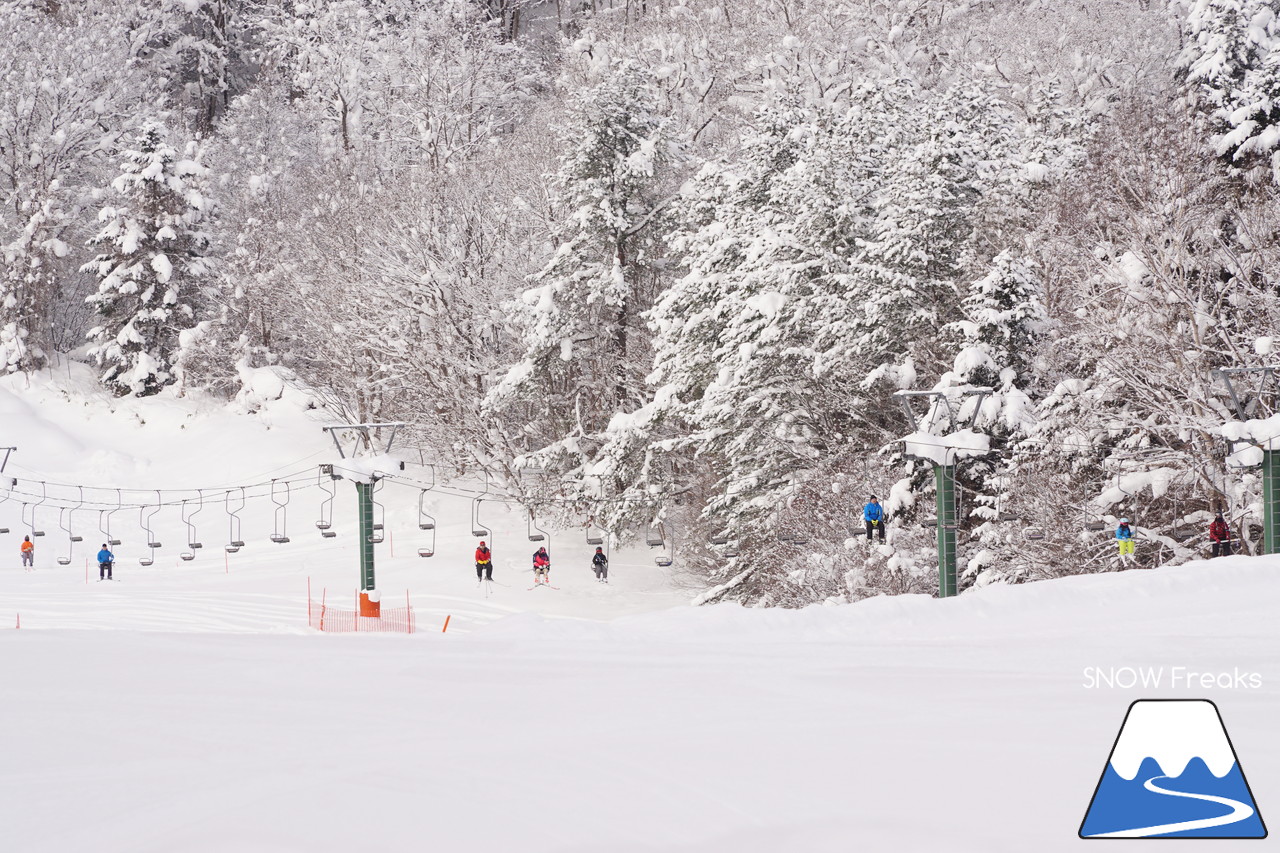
96;544;115;581
864;496;886;542
1115;518;1135;562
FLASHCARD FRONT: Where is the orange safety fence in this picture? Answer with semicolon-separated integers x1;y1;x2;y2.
307;581;415;634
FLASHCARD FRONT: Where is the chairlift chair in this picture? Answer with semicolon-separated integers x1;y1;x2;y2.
724;545;740;559
317;471;337;538
225;487;246;552
270;479;291;544
57;506;76;565
27;483;47;536
655;552;674;567
1023;526;1046;541
644;522;664;548
709;534;729;546
790;535;808;546
141;496;162;550
921;517;939;528
138;502;159;567
528;509;546;542
185;492;204;549
471;496;489;538
1085;520;1107;532
372;478;385;538
99;489;122;546
417;489;436;557
586;518;605;546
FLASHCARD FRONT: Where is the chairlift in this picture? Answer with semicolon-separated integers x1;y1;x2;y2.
644;517;664;548
28;481;47;536
99;489;122;546
417;488;436;557
1085;520;1107;531
181;492;203;561
997;513;1019;522
0;479;11;533
471;497;490;538
372;477;385;541
139;496;161;566
586;517;605;546
57;505;77;565
528;509;546;543
1023;526;1046;542
316;470;337;538
655;552;673;567
270;479;291;544
709;534;729;546
724;544;740;559
225;487;246;552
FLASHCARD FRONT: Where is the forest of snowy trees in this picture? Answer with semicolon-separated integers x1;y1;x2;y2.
4;0;1280;605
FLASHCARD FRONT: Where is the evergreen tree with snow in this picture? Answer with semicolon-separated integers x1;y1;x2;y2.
940;252;1046;586
486;61;671;476
83;122;214;397
1181;0;1280;179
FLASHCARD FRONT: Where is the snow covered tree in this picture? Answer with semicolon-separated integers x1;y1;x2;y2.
486;61;672;478
1180;0;1280;180
83;122;214;396
938;252;1046;586
0;0;156;371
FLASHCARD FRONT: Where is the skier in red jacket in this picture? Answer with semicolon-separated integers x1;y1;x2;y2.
1209;513;1232;558
475;541;493;580
532;546;550;584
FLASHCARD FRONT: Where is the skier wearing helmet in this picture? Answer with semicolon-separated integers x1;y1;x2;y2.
591;546;608;583
1115;518;1135;562
475;540;493;581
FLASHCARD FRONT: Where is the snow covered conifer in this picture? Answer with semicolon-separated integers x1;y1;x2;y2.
1181;0;1280;178
83;122;214;396
487;61;670;471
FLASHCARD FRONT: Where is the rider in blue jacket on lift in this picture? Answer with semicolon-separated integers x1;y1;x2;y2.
864;496;886;542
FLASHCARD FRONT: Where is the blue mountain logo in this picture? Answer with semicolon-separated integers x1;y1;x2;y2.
1080;700;1266;839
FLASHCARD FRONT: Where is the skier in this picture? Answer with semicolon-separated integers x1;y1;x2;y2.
20;535;33;569
1115;518;1135;562
1209;513;1233;558
863;496;886;543
532;546;550;584
96;543;115;581
592;546;608;583
475;540;493;581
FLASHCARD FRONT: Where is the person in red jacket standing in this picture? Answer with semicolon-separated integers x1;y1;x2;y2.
475;541;493;581
1209;513;1233;558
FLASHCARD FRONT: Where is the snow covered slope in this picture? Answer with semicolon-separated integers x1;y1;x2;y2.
0;367;1275;852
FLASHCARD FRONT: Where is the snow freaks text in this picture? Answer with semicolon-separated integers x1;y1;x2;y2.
1082;667;1263;690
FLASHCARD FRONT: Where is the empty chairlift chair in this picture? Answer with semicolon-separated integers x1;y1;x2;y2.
316;469;337;539
139;499;161;566
471;496;490;539
26;482;48;537
181;493;204;561
270;479;291;544
370;479;385;545
417;489;436;558
225;487;246;553
57;505;80;565
99;489;122;546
